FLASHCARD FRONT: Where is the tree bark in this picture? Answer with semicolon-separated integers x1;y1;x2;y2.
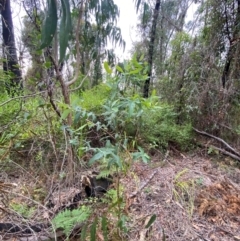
0;0;22;94
221;0;240;88
143;0;161;98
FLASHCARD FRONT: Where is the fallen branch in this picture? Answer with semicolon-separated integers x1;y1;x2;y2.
193;128;240;157
208;145;240;162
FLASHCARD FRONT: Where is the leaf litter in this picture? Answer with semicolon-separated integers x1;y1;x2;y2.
1;150;240;240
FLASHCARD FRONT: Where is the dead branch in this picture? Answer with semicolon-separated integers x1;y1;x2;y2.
193;128;240;158
0;91;46;107
208;145;240;162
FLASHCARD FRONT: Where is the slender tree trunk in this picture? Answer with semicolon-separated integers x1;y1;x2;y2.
0;0;22;94
221;0;240;88
158;15;164;76
143;0;161;98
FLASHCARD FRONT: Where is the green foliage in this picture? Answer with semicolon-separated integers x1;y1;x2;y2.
40;0;72;62
40;0;57;49
0;94;62;169
173;169;195;216
170;32;192;53
59;0;72;63
96;168;114;179
114;54;148;94
89;140;123;169
101;216;108;241
141;104;193;150
72;84;111;113
10;203;36;219
52;206;91;237
0;92;22;129
145;214;156;229
102;188;120;205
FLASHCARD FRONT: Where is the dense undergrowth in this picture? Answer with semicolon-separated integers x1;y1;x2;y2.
1;58;240;240
0;59;195;240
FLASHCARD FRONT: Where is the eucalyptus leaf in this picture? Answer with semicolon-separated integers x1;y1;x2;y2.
145;214;156;229
61;109;71;120
89;151;104;165
59;0;72;63
104;62;112;74
116;65;123;73
90;218;97;241
40;0;57;49
101;216;108;241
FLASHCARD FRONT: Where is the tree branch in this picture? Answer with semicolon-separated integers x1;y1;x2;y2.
209;145;240;162
0;91;46;107
193;128;240;157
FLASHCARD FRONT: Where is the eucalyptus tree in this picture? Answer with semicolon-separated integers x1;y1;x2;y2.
185;0;240;130
192;0;240;89
72;0;125;87
21;5;45;91
0;0;22;94
135;0;161;98
134;0;194;97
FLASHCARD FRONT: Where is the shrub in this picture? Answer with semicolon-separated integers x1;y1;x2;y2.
72;83;111;113
140;104;193;150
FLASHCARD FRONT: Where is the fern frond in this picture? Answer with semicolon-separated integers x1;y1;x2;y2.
52;206;91;237
96;169;113;179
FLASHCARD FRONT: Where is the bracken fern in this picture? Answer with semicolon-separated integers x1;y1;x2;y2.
52;206;91;237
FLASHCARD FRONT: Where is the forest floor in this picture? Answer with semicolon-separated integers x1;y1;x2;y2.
124;149;240;241
0;145;240;241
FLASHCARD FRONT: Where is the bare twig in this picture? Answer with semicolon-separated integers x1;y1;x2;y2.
130;170;157;199
70;70;90;92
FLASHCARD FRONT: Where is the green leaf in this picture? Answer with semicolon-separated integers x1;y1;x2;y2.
89;151;104;165
139;54;144;61
90;218;97;241
80;224;87;241
44;61;52;68
75;124;88;132
52;207;91;238
61;109;71;120
129;68;141;74
142;155;150;164
142;3;150;25
40;0;57;49
101;216;108;241
69;137;79;145
59;0;72;63
73;111;81;125
104;62;112;74
116;65;123;73
145;214;156;229
129;102;135;116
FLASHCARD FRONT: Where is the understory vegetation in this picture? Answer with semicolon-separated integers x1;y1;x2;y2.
1;0;240;240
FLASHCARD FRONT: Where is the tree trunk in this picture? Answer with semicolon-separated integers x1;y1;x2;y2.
0;0;22;94
221;0;240;88
143;0;161;98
